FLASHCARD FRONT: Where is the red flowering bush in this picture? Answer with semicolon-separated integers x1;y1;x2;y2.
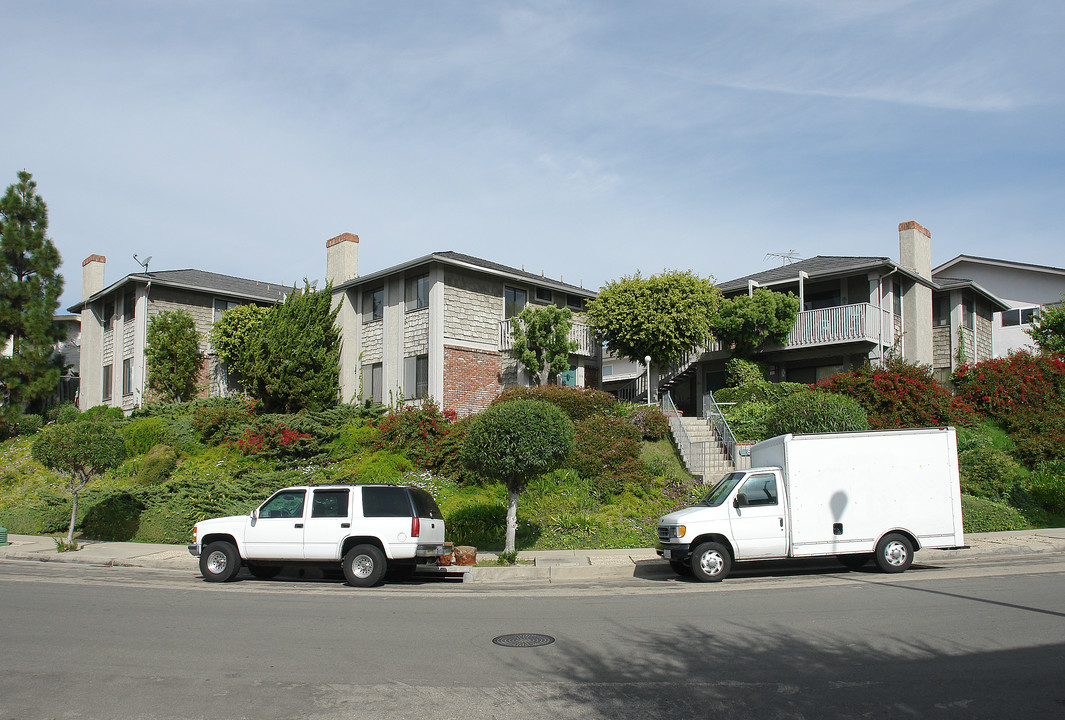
236;422;312;458
953;352;1065;466
569;415;645;499
816;360;974;429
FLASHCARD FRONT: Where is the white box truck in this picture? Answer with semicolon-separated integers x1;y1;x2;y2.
657;427;965;582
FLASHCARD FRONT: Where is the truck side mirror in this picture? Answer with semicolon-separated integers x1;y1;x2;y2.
734;493;748;508
250;509;258;526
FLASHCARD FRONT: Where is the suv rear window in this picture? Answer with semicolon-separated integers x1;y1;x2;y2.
362;486;414;517
409;487;443;519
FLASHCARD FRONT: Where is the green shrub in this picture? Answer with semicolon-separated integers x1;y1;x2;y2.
161;416;201;453
375;400;451;468
122;417;167;456
714;380;806;406
429;419;482;485
46;402;80;424
14;414;43;436
191;398;256;445
624;406;669;441
331;421;381;459
80;489;146;541
336;450;412;483
1029;462;1065;515
570;416;644;499
724;401;772;442
961;494;1028;533
493;385;617;422
445;502;507;548
958;447;1026;503
137;444;178;485
765;390;869;437
79;405;126;423
724;358;766;387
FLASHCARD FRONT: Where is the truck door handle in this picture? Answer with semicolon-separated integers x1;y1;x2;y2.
295;523;303;528
341;523;350;528
779;518;784;528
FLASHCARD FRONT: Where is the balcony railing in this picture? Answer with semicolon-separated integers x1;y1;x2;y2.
783;303;892;349
499;318;598;357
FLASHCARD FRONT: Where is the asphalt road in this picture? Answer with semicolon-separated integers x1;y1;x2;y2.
2;555;1064;720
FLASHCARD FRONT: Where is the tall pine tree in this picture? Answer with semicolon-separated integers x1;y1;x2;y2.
0;171;64;416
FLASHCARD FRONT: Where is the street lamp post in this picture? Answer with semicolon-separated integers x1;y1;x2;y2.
645;355;652;406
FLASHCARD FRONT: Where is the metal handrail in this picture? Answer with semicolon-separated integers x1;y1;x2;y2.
661;392;705;477
704;390;739;466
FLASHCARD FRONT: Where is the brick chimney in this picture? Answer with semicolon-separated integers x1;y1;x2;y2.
898;221;931;280
82;254;106;300
325;233;359;286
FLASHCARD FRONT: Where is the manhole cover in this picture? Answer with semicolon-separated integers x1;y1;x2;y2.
492;633;555;648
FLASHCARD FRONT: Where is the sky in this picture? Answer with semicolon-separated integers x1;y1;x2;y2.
2;1;1063;311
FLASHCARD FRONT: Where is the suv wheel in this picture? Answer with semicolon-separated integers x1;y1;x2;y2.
343;544;386;587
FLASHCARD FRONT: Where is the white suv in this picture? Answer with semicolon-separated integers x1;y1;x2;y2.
188;484;448;587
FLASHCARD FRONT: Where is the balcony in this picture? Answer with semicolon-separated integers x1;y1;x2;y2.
499;318;598;357
782;302;893;349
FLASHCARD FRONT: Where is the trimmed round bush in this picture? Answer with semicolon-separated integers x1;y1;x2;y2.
765;390;869;437
724;401;772;442
961;494;1028;533
46;402;81;424
15;414;43;436
137;444;178;485
724;358;766;387
122;416;167;456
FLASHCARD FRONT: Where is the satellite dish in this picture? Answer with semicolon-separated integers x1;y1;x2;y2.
134;254;152;272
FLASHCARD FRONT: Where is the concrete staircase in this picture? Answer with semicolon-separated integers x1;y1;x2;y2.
674;415;735;481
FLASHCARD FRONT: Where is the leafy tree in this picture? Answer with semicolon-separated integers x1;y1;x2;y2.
243;283;340;413
209;303;270;384
709;288;800;357
461;399;574;553
510;305;578;386
0;171;64;415
145;310;204;402
1027;296;1065;355
31;421;127;544
586;269;721;369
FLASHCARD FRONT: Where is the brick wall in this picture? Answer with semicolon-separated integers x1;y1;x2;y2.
443;344;502;417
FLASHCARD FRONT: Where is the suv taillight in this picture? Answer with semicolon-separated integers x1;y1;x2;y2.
411;516;420;538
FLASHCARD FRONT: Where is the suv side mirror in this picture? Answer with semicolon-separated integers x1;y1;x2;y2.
733;493;748;508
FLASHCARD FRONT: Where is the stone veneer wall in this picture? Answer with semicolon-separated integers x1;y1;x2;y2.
975;305;993;362
361;320;383;363
933;326;951;370
443;345;502;417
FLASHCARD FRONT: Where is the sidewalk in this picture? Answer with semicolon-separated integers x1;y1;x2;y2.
2;529;1064;583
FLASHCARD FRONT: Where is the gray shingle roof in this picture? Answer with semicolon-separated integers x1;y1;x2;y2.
68;268;288;312
716;256;897;293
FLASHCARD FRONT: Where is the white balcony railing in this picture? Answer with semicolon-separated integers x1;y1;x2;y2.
499;318;598;357
784;303;892;349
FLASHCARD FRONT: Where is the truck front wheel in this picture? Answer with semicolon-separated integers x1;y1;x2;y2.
691;541;731;582
343;544;386;587
200;541;241;582
874;533;914;573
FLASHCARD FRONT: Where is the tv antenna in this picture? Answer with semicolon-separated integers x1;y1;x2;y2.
134;253;152;273
765;250;801;266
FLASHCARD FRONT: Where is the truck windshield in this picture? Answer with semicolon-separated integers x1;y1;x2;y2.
701;472;745;507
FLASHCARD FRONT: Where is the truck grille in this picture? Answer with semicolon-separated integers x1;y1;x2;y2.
657;526;670;543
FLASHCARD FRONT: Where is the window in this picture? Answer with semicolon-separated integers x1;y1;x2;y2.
1002;307;1040;327
534;287;553;304
504;286;527;318
362;486;413;517
962;294;975;330
362;362;383;404
892;279;902;316
602;365;614;377
259;490;306;519
103;301;115;328
405;274;429;311
566;294;586;311
363;288;384;322
404;354;429;399
102;364;113;401
311;489;350;518
409;487;443;519
738;473;778;507
933;296;950;327
123;288;136;321
214;299;240;323
805;289;841;311
122;358;133;396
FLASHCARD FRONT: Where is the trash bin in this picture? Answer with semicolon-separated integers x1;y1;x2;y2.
0;527;8;546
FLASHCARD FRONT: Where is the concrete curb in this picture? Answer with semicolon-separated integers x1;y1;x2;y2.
2;529;1064;583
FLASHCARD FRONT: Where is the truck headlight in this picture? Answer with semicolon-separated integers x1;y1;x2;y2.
669;525;686;539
